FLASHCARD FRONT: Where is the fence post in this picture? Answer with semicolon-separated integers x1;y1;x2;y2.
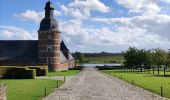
131;80;134;85
164;68;166;76
57;80;59;88
64;76;66;82
44;87;47;97
160;86;163;96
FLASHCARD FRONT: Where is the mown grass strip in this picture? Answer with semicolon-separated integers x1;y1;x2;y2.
0;79;64;100
102;70;170;99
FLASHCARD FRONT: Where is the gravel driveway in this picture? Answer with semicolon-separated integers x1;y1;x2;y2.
44;67;169;100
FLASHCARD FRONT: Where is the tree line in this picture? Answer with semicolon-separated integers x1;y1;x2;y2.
123;47;170;75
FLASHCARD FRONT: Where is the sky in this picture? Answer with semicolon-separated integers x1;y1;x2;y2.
0;0;170;53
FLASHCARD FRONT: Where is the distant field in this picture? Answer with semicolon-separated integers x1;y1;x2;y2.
102;70;170;98
84;54;124;64
0;79;63;100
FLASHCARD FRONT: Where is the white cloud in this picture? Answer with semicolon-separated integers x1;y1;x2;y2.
59;18;170;51
61;5;87;19
115;0;160;15
14;10;61;23
0;25;37;40
60;0;110;19
92;14;170;38
161;0;170;3
69;0;110;13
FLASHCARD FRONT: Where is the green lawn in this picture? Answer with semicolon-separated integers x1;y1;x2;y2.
84;55;124;64
0;79;63;100
102;70;170;98
48;70;80;76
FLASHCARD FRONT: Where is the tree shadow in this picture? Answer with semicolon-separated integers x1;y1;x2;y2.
143;74;170;77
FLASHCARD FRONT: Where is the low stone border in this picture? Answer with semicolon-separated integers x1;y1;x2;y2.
0;84;7;100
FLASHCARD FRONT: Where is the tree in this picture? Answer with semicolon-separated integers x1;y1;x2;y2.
166;49;170;71
124;47;148;72
135;49;147;72
74;52;85;62
123;47;138;70
153;48;167;75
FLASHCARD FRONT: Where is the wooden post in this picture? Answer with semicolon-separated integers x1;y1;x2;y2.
64;76;65;82
161;86;163;96
164;67;166;76
131;80;134;85
57;80;59;88
44;87;47;97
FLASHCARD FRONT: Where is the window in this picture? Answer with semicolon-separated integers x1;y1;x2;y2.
48;35;52;39
47;44;53;51
47;58;53;64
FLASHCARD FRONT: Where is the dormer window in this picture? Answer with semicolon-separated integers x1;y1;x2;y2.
47;44;53;51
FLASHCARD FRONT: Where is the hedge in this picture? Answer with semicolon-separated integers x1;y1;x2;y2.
68;66;84;70
96;66;122;70
28;66;48;76
0;67;36;79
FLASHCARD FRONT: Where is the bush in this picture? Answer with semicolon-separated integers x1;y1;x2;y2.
69;66;84;70
0;67;36;79
28;66;48;76
96;66;122;70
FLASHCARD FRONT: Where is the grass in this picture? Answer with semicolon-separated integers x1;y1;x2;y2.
47;70;80;76
84;55;124;64
102;70;170;98
0;79;64;100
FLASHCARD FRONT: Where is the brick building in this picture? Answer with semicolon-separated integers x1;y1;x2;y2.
0;1;75;71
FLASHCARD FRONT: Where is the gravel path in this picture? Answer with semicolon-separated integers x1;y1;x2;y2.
44;67;169;100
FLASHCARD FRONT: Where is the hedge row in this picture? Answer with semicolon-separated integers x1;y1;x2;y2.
96;66;122;70
28;66;48;76
0;66;48;79
69;66;84;70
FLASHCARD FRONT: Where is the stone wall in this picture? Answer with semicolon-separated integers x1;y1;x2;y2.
51;60;75;71
69;60;75;68
0;84;7;100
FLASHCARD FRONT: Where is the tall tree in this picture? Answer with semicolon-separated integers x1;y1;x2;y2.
153;48;167;75
74;52;85;62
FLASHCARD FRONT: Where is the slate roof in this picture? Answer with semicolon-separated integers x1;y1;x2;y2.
39;1;60;32
0;40;38;62
60;40;74;60
60;40;69;51
0;40;74;64
60;51;68;63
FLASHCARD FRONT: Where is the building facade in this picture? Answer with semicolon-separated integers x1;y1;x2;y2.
0;1;75;71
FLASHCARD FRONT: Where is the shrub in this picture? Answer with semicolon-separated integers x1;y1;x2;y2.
69;66;84;70
28;66;48;76
1;67;36;79
96;66;122;70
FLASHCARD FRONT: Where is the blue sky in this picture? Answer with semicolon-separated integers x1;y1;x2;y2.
1;0;170;53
